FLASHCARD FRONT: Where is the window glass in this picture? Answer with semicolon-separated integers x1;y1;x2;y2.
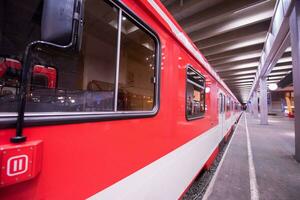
223;95;225;113
29;0;118;112
218;93;223;114
118;14;156;111
186;67;205;119
226;97;230;112
0;0;118;113
0;0;43;112
0;0;158;115
0;58;21;112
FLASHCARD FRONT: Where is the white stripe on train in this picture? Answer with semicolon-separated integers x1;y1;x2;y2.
87;114;239;199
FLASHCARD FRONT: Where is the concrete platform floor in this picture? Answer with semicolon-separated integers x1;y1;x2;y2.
203;113;300;200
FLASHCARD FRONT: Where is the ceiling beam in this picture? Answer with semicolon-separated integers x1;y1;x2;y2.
189;0;275;41
226;82;254;86
181;0;268;33
195;20;270;49
269;71;291;76
223;75;256;80
225;78;255;83
167;0;223;21
210;52;261;66
272;64;292;71
200;34;266;56
212;52;290;67
215;62;259;72
219;69;257;77
214;57;260;68
216;60;292;73
206;43;264;61
160;0;178;7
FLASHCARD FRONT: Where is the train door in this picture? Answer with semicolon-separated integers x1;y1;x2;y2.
218;92;225;141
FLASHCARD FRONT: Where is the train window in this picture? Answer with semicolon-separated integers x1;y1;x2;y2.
235;102;238;111
218;94;222;113
218;93;224;113
0;58;21;112
0;0;159;118
0;0;118;113
186;67;205;120
226;97;230;112
223;96;225;113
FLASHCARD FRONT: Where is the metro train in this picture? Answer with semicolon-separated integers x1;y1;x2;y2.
0;0;242;199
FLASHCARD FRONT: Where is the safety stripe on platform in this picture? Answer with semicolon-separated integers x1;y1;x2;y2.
245;114;260;200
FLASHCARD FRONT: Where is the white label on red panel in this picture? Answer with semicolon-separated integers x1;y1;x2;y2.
7;155;28;176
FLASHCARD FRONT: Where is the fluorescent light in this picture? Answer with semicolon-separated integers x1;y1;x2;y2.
234;0;271;14
268;76;284;80
268;83;278;91
205;87;211;93
269;71;289;76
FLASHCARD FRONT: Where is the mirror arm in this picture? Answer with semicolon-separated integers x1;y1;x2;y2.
10;16;80;143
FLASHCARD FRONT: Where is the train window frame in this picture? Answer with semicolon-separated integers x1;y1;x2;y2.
185;65;206;121
0;0;161;127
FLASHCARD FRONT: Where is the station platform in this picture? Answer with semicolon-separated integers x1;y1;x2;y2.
203;113;300;200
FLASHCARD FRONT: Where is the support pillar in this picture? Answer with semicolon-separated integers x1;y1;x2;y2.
253;91;259;118
248;101;252;113
260;77;268;125
290;0;300;162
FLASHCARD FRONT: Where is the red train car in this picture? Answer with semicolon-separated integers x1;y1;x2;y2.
0;0;242;199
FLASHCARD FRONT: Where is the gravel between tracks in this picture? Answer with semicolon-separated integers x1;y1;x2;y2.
182;126;235;200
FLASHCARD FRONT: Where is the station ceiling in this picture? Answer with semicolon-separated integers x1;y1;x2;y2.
161;0;292;103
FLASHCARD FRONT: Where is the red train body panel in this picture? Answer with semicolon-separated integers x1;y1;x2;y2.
0;0;242;199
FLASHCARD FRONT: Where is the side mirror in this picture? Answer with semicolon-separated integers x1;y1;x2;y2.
41;0;84;48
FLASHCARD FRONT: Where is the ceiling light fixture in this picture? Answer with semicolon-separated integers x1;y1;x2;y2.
268;83;278;91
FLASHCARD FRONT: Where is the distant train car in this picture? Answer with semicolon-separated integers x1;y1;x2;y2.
0;0;242;199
